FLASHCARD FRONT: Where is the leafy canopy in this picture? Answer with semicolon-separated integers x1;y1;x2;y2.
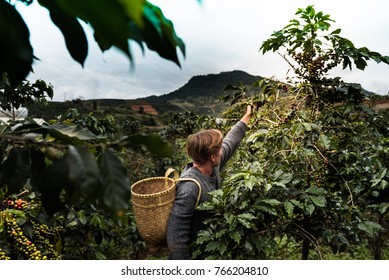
260;5;389;75
0;0;186;85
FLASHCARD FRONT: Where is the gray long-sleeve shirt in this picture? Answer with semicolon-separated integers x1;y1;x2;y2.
166;121;248;259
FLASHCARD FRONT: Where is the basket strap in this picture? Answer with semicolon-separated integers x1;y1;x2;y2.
165;168;179;180
175;178;202;207
164;168;179;189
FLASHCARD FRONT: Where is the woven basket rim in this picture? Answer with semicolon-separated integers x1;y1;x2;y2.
130;176;176;198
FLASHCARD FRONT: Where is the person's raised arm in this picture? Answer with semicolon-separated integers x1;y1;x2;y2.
240;105;252;126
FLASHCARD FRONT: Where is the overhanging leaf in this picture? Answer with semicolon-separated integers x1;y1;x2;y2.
50;0;185;68
53;0;132;59
5;120;100;144
142;3;185;67
98;149;131;214
29;147;47;190
126;134;173;157
38;156;68;215
66;146;101;202
0;147;31;195
40;0;88;66
49;123;100;142
0;1;34;85
118;0;146;27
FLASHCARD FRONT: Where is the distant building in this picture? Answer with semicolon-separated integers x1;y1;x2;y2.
0;117;47;126
0;107;28;118
130;104;158;115
0;107;46;126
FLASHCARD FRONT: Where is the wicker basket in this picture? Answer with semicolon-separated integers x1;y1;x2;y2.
130;168;179;246
131;168;202;246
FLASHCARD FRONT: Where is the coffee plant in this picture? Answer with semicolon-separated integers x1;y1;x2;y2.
0;0;201;260
0;80;174;259
193;6;389;260
0;191;61;260
50;203;144;260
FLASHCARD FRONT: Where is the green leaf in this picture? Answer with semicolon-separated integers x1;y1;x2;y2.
118;0;146;27
53;0;132;58
306;204;315;215
330;28;341;35
284;201;294;217
205;241;220;252
0;1;34;85
218;243;227;255
49;0;185;68
50;123;99;141
237;212;256;220
98;149;131;214
305;187;327;196
237;214;254;228
38;156;68;215
290;199;303;209
379;180;388;190
358;221;384;237
274;172;293;187
141;3;185;67
41;0;88;66
377;168;387;180
126;134;173;157
29;147;46;190
378;203;389;214
0;214;4;233
0;147;30;195
224;212;235;226
354;55;368;70
309;195;326;207
318;134;330;149
4;121;99;144
302;122;312;131
371;168;387;187
255;202;278;216
215;229;227;239
196;230;212;245
230;230;241;243
89;213;103;228
66;146;101;202
261;199;282;206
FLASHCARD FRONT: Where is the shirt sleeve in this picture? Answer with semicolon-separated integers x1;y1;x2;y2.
166;180;200;259
220;120;247;169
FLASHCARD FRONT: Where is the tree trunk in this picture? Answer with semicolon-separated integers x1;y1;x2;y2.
302;235;310;260
373;214;383;260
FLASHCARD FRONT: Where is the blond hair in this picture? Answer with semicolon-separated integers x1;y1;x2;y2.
186;129;223;164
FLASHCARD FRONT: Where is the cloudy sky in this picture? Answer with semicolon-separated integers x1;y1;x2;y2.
15;0;389;101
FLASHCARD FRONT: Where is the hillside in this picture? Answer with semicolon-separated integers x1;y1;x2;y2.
139;70;263;115
27;69;385;122
149;70;263;101
27;70;262;120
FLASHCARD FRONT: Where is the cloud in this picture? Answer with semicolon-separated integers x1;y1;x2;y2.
15;0;389;101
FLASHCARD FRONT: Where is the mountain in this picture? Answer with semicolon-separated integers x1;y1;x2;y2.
26;70;262;120
137;70;263;115
27;69;384;121
145;70;263;102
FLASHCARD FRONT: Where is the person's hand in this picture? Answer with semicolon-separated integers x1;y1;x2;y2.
240;105;252;125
